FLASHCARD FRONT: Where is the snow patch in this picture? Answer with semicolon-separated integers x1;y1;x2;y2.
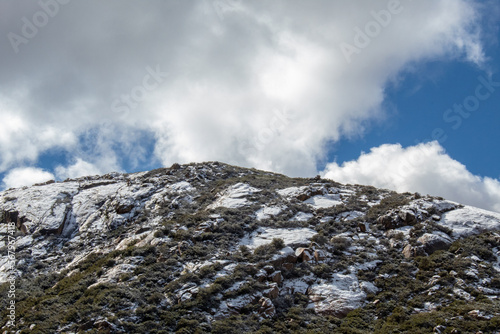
436;206;500;238
208;183;260;209
290;212;313;222
255;205;283;221
308;269;366;316
360;281;379;295
89;263;136;288
282;277;311;295
15;235;33;249
304;194;343;209
276;186;307;198
240;227;317;249
169;181;195;193
336;211;364;222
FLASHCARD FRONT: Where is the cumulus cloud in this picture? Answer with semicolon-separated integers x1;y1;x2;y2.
322;141;500;213
55;158;103;180
2;167;54;189
0;0;488;177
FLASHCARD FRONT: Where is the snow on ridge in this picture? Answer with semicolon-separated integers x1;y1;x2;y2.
169;181;195;193
208;183;260;209
277;186;344;209
305;194;343;209
335;211;364;222
308;268;366;316
1;181;81;234
255;205;284;221
276;186;307;198
240;227;317;249
436;205;500;238
290;212;314;222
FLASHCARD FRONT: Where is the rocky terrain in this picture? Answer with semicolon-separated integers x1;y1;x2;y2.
0;162;499;333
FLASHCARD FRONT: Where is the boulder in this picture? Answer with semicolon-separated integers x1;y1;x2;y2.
402;244;425;258
402;244;413;258
377;214;398;230
297;194;310;201
399;210;417;225
271;247;297;267
314;249;326;262
295;248;313;262
177;283;199;303
307;281;365;318
282;247;298;264
296;187;325;202
255;269;267;282
270;271;283;284
115;204;134;214
359;281;379;295
259;297;276;318
1;210;29;233
218;294;260;319
263;265;275;274
378;209;417;230
310;189;325;197
357;223;367;233
417;233;452;255
263;283;279;299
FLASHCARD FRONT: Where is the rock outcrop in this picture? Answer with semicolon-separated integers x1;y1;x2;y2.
1;162;499;333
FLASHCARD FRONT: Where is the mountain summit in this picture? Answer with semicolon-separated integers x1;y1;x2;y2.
1;162;499;333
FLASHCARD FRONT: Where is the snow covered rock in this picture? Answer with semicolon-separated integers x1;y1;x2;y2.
259;297;276;318
1;162;500;332
417;232;453;254
436;205;500;238
308;271;366;317
240;227;317;249
208;183;260;209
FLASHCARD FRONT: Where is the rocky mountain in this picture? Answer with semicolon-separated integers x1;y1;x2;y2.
1;162;499;333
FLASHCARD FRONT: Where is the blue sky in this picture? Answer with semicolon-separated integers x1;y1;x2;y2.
1;0;500;212
328;57;500;179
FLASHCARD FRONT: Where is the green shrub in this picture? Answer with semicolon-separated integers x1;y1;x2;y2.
311;233;329;245
365;193;410;222
253;239;285;260
330;236;351;251
490;277;500;289
271;238;285;250
239;245;251;257
312;263;333;279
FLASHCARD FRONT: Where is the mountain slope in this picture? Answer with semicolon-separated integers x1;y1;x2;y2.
1;162;499;333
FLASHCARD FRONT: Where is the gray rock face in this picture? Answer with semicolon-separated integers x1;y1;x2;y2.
417;232;453;255
1;162;499;332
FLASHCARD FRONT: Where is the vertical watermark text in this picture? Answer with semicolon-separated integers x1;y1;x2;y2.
4;221;17;328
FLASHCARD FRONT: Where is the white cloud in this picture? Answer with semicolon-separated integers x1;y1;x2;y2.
55;159;103;180
0;0;491;177
322;142;500;213
0;98;77;172
147;0;487;176
2;167;54;189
